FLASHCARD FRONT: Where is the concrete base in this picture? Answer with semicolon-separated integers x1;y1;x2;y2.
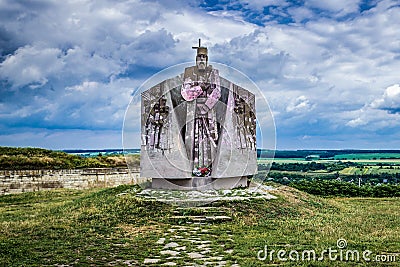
151;177;249;191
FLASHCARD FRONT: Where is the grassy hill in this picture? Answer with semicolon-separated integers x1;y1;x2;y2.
0;184;399;266
0;147;134;169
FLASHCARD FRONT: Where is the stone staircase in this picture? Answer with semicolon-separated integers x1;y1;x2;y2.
169;207;232;224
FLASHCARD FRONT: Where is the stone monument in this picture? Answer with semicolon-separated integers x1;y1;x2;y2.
141;40;257;190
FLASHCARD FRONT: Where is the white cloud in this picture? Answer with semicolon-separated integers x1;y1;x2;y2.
305;0;361;15
342;84;400;130
0;46;64;88
46;78;135;129
346;117;367;127
287;6;315;23
160;8;256;49
370;84;400;113
66;81;99;92
286;95;315;113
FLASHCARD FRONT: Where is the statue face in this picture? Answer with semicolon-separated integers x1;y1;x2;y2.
196;54;207;70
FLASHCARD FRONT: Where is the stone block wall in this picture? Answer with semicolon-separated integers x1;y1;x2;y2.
0;168;140;195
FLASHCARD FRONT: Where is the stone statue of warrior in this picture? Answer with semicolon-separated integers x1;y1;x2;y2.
140;39;257;189
181;40;221;177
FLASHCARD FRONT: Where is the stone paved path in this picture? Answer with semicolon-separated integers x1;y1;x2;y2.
140;184;277;266
143;223;239;266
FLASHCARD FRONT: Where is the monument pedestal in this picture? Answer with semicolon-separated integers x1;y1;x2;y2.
151;177;249;191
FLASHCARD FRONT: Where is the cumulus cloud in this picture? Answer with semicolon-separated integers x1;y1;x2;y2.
346;117;368;127
344;106;400;131
286;96;315;113
371;84;400;114
342;84;400;131
41;78;135;130
0;46;64;88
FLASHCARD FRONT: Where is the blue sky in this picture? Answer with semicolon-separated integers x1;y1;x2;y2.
0;0;399;150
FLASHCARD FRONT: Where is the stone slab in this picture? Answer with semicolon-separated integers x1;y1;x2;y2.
151;176;248;190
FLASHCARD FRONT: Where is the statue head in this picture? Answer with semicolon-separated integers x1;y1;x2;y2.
192;39;208;71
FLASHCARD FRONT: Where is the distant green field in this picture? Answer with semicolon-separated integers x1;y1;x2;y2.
334;153;400;160
258;158;308;164
340;167;363;175
340;166;400;175
339;159;400;164
258;157;400;165
272;158;307;163
258;157;400;178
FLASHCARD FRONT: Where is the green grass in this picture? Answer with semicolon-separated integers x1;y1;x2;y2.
0;146;136;169
0;185;399;266
0;186;173;266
